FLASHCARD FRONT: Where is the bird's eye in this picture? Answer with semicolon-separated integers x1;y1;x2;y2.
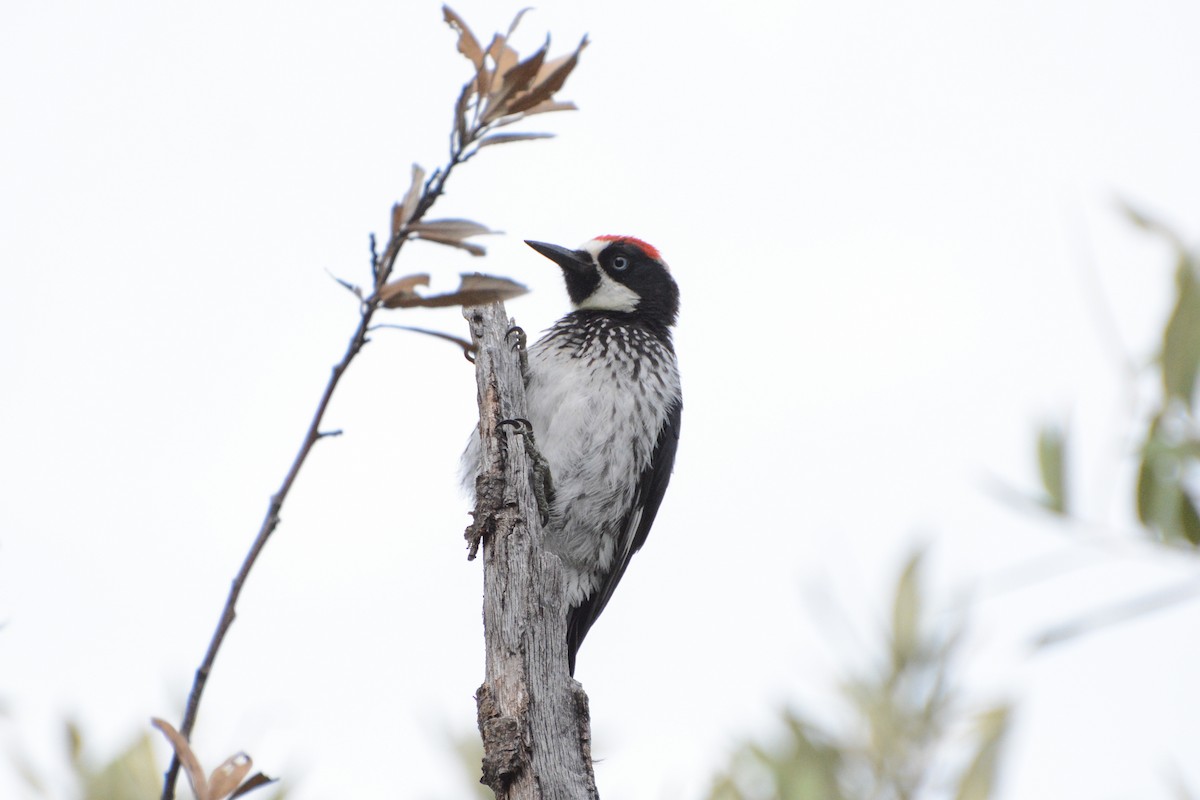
611;256;629;271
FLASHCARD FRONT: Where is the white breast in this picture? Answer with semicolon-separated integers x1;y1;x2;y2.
525;318;680;604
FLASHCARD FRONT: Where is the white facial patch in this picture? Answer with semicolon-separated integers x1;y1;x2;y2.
575;269;640;312
572;238;640;312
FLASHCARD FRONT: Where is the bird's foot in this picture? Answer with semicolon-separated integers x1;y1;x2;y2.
498;417;554;526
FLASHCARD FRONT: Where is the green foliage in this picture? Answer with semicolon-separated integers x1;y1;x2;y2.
1036;424;1068;515
1161;247;1200;407
1135;220;1200;545
1034;209;1200;545
707;715;845;800
8;720;164;800
67;721;162;800
1137;411;1200;545
952;707;1010;800
9;719;287;800
706;550;1010;800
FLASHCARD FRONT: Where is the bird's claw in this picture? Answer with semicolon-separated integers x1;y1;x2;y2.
496;417;554;526
498;417;533;435
506;325;530;380
506;325;527;350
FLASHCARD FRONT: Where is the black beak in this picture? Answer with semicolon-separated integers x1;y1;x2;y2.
525;240;593;276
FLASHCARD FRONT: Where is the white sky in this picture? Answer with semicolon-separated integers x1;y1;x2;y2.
3;1;1200;798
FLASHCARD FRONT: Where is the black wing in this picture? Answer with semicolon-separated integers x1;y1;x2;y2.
567;398;682;674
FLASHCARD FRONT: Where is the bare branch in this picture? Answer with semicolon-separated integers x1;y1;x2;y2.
465;303;598;799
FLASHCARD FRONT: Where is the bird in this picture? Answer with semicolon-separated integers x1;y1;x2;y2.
464;235;682;675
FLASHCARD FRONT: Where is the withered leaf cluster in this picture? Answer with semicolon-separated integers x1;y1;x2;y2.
376;272;528;309
152;718;275;800
372;272;528;360
368;6;585;343
444;5;587;156
380;5;586;265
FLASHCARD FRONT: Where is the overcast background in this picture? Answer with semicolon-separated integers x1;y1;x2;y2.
3;1;1200;798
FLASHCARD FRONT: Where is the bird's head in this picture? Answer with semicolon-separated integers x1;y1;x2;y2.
525;235;679;328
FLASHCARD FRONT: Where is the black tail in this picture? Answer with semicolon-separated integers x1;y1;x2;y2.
566;606;588;676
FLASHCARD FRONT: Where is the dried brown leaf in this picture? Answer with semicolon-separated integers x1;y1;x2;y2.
407;218;497;240
520;100;578;116
375;273;431;307
398;164;426;230
507;35;587;115
385;273;431;292
207;753;253;800
151;718;208;800
505;43;547;91
443;6;484;70
505;91;554;116
505;7;533;40
475;35;505;98
382;273;528;308
455;272;530;305
533;52;572;84
487;35;519;88
412;235;488;257
475;67;492;104
229;773;278;800
476;132;555;149
483;42;547;122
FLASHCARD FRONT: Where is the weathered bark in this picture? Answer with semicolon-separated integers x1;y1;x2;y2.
465;303;599;800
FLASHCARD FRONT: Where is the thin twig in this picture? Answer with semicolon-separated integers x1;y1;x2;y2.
371;323;476;358
161;298;373;800
161;96;477;800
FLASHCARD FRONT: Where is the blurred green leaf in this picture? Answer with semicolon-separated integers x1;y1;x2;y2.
9;718;288;800
1121;202;1185;247
954;706;1011;800
777;713;846;800
1162;249;1200;405
707;550;1006;800
1134;412;1200;545
1179;491;1200;545
1136;415;1163;529
891;549;924;667
1037;425;1068;514
8;750;48;797
67;720;84;768
1136;452;1182;542
1121;201;1162;234
80;729;161;800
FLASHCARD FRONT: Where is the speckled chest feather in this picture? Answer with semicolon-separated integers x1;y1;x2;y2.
524;312;681;605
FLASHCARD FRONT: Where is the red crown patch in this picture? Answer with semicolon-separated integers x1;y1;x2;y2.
595;235;661;262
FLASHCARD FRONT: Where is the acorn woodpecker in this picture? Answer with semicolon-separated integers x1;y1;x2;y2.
465;235;682;675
